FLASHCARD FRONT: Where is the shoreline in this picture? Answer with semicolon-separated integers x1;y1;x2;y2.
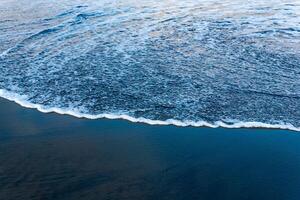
0;89;299;132
1;96;300;200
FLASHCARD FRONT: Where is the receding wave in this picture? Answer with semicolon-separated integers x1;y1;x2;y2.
1;89;299;132
0;0;300;132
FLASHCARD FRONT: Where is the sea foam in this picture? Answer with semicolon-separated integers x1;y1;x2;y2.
0;89;299;132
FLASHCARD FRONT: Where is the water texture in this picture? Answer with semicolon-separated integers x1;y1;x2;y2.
0;0;300;130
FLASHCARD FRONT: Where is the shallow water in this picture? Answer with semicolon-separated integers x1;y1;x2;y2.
0;0;300;129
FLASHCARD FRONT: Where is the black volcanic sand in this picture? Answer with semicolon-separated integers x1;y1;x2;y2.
0;98;300;200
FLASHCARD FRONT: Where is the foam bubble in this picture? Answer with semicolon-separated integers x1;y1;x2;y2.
0;89;299;132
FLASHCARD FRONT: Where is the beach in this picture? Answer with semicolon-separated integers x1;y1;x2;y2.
0;97;300;200
1;0;300;199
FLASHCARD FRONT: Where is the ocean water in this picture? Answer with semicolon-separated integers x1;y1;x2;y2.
0;0;300;130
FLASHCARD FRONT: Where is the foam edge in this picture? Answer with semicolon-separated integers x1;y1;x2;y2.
0;89;299;132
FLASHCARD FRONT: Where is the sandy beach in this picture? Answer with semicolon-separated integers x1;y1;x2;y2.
0;98;300;200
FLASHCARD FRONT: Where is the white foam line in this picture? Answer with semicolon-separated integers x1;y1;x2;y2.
0;48;11;58
0;89;299;132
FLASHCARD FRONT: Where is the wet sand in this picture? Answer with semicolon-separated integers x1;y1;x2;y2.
0;98;300;200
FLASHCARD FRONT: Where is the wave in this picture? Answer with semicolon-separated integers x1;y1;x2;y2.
0;89;299;132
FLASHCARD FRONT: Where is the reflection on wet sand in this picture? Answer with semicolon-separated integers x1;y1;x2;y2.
1;98;300;200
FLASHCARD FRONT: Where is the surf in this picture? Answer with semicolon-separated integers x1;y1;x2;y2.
1;89;299;132
0;0;299;132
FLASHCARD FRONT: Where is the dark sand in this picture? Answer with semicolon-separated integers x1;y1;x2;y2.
0;98;300;200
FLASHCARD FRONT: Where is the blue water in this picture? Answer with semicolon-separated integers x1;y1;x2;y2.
0;0;300;130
